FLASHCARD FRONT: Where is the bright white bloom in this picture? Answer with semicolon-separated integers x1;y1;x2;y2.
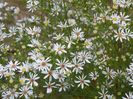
0;64;6;78
111;13;120;24
77;51;92;63
122;92;133;99
120;12;130;22
57;81;70;92
72;58;84;74
56;58;73;73
6;61;20;71
53;43;67;55
75;74;90;89
35;57;52;71
28;50;43;60
26;26;41;36
42;69;58;81
89;71;99;80
2;89;19;99
25;73;40;87
114;28;126;42
64;36;75;49
19;61;31;73
19;86;33;99
28;39;41;48
27;0;39;12
44;82;56;94
71;27;84;40
102;67;116;79
98;87;108;99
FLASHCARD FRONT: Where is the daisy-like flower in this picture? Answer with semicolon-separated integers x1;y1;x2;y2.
122;92;133;99
28;39;42;48
53;43;67;55
84;39;93;49
53;33;64;41
124;28;133;40
42;68;58;81
0;64;6;78
56;70;66;82
26;0;39;12
56;81;70;92
77;51;92;63
6;61;20;71
25;73;40;87
64;36;75;49
43;82;56;94
19;86;33;99
111;13;120;24
71;27;84;41
26;26;41;36
128;77;133;87
89;71;99;80
35;57;52;71
56;58;73;73
75;74;90;89
102;67;116;79
114;28;126;42
57;21;68;28
72;57;84;74
19;61;31;73
28;50;43;61
98;87;108;99
127;63;133;76
120;12;130;23
2;89;19;99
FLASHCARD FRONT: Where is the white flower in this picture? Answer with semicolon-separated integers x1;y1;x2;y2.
2;89;19;99
77;51;92;63
56;71;66;82
19;86;33;99
57;81;70;92
64;36;75;49
43;82;56;94
114;28;126;42
124;28;133;40
28;39;42;48
53;33;64;40
57;21;68;28
0;64;6;78
25;73;40;87
26;26;41;36
111;13;120;24
35;57;52;71
89;71;99;80
28;50;43;60
72;57;84;74
127;63;133;76
19;61;31;73
120;12;130;23
84;39;93;49
122;92;133;99
102;67;116;79
42;68;58;81
56;58;73;73
75;74;90;89
53;43;67;55
71;27;84;40
27;0;39;12
6;61;20;71
98;87;108;99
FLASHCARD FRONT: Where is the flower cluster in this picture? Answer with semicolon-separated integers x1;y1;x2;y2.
0;0;133;99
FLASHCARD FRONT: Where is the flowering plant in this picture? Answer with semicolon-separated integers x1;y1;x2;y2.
0;0;133;98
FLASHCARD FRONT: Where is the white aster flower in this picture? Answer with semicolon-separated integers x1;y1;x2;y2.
75;74;90;89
